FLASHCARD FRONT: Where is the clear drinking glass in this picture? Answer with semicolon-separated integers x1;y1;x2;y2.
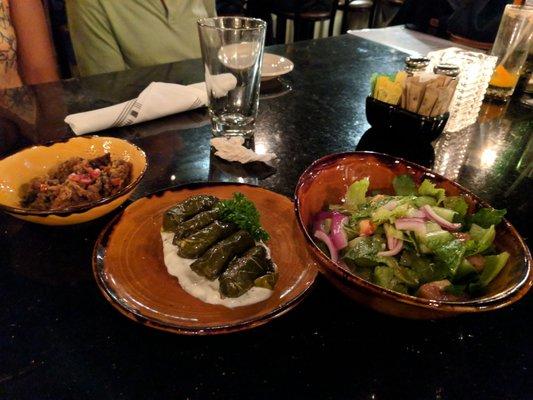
197;17;266;137
486;5;533;100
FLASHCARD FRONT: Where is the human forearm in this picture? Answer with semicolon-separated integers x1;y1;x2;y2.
10;0;59;85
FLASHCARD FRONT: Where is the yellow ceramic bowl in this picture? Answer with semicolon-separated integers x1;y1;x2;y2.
0;136;147;225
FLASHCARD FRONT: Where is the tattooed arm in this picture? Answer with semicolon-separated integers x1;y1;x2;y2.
0;0;21;88
10;0;59;85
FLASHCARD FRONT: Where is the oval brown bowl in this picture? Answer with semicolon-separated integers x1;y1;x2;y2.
93;183;317;335
294;151;532;319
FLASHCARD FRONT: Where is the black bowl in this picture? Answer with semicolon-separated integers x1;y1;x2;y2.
366;96;449;141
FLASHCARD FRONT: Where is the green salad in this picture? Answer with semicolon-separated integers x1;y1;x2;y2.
312;175;509;301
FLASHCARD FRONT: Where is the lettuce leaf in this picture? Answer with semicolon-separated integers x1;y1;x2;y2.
467;207;506;229
343;236;384;267
425;233;466;278
454;258;477;280
424;230;454;249
469;252;510;292
345;178;370;208
392;263;420;287
371;203;410;225
464;224;496;256
418;179;445;205
392;174;417;196
345;196;392;220
372;265;409;293
443;196;469;218
400;251;441;283
414;196;437;208
373;265;394;288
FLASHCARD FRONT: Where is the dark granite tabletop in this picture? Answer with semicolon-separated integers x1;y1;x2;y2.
1;35;531;400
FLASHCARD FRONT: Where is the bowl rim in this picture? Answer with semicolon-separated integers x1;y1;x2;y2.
294;151;532;312
0;135;148;217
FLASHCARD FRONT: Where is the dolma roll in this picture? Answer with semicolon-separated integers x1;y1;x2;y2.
162;195;218;231
254;272;278;290
190;230;255;280
219;245;276;298
172;208;220;241
175;221;237;259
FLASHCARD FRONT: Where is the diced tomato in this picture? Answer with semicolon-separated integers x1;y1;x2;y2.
69;172;92;184
79;175;93;184
110;178;123;186
68;173;81;182
359;219;376;236
89;168;101;179
39;183;48;192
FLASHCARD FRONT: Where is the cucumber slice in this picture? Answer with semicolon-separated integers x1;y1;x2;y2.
425;230;454;249
415;223;445;245
455;258;477;280
431;206;458;222
425;221;442;233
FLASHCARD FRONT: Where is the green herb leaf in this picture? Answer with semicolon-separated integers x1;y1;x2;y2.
392;174;417;196
218;193;270;241
466;207;506;229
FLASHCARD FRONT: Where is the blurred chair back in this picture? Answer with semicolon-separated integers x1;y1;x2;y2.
43;0;77;78
271;0;342;43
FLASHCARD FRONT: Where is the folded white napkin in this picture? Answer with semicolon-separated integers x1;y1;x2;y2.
65;74;237;135
211;137;276;164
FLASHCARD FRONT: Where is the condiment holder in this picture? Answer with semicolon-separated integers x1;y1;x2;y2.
365;96;449;141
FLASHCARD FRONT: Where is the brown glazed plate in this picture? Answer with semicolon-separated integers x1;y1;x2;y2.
295;151;532;319
93;182;317;335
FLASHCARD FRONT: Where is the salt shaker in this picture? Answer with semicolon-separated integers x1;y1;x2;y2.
433;63;460;79
404;57;430;75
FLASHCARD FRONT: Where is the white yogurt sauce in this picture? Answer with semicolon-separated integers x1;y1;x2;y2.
161;231;273;308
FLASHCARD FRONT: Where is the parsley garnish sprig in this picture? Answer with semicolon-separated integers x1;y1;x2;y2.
218;193;270;241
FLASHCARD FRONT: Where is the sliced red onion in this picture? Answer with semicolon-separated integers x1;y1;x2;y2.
395;218;427;236
387;236;397;251
422;205;461;231
314;230;338;262
313;211;333;233
378;239;403;257
330;213;348;250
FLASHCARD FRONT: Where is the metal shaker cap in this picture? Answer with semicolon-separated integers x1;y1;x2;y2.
433;63;460;77
405;57;430;72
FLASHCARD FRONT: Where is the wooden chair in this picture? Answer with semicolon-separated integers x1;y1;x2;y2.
331;0;373;36
272;1;342;43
